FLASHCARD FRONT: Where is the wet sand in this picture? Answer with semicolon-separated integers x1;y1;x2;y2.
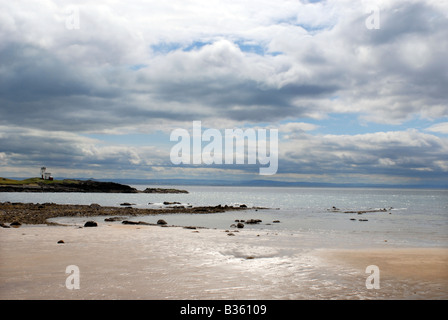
1;223;447;300
320;248;448;282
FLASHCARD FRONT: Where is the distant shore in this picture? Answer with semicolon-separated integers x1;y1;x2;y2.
0;201;252;226
0;177;188;194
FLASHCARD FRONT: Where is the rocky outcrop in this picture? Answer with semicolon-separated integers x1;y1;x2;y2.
0;179;189;194
0;202;253;225
0;180;139;193
143;188;188;194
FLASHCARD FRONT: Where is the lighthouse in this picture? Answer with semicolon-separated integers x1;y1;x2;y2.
40;167;53;180
40;167;46;179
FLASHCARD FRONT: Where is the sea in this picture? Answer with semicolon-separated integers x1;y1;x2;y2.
1;186;447;249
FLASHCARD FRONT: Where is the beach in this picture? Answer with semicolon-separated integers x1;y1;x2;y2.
1;187;447;300
1;222;447;300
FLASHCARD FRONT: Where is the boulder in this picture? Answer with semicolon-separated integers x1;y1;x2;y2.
157;219;168;225
84;221;98;227
237;222;244;228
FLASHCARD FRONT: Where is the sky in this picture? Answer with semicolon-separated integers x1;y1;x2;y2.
0;0;447;187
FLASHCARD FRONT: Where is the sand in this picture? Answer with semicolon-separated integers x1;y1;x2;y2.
1;224;447;300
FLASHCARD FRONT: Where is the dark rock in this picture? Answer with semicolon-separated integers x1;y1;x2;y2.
0;223;10;228
122;220;139;225
240;204;247;208
120;202;135;206
273;220;280;223
245;219;262;224
104;216;126;222
57;240;65;244
163;201;181;205
157;219;167;225
143;188;188;194
237;222;244;228
84;221;98;227
10;221;21;228
121;220;151;225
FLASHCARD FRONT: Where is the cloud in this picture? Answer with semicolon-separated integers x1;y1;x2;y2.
279;129;448;179
2;0;446;131
426;122;448;135
0;0;447;185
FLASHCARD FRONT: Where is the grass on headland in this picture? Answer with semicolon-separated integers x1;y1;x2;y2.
0;177;80;185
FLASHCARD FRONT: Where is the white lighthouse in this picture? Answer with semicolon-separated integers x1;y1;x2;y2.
40;167;46;179
40;167;53;180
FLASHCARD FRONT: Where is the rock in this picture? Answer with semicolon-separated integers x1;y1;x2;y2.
273;220;280;223
157;219;167;225
245;219;262;224
227;232;235;236
57;240;65;244
0;223;10;228
90;203;101;209
350;218;356;221
163;201;181;205
10;221;21;228
122;220;151;225
122;220;139;225
237;222;244;228
104;216;126;222
120;202;135;206
358;219;368;222
230;224;237;228
84;221;98;227
239;204;247;208
143;188;188;194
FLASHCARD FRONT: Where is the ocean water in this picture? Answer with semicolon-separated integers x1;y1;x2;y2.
2;186;447;249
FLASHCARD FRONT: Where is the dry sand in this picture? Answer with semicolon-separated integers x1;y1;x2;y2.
1;224;447;300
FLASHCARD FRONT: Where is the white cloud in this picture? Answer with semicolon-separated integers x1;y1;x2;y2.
426;122;448;134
